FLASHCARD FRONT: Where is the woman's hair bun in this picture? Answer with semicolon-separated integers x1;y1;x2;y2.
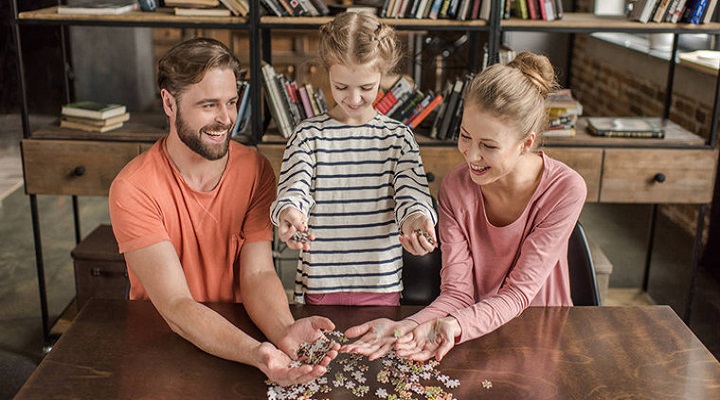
507;52;557;97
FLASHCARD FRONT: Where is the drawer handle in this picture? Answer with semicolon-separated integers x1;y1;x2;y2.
653;173;666;183
426;172;435;183
91;267;128;278
73;166;86;177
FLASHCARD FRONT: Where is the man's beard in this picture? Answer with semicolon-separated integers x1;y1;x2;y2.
175;106;232;161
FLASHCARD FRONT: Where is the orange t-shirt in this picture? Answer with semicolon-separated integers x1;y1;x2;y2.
108;138;276;302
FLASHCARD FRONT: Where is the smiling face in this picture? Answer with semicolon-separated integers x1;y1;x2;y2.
328;62;381;125
457;102;534;187
170;68;238;161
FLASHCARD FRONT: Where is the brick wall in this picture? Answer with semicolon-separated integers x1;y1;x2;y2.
570;33;718;242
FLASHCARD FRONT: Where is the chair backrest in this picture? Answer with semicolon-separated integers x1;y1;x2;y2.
401;245;442;305
401;197;442;306
567;221;601;306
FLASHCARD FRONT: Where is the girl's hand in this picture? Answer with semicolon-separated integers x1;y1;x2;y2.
399;213;436;256
278;207;314;251
394;317;461;362
341;318;417;361
253;342;329;387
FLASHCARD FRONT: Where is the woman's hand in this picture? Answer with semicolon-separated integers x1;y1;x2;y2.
253;342;328;387
399;213;436;256
341;318;418;360
394;317;461;362
278;207;314;251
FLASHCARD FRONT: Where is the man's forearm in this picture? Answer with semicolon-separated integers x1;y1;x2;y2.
161;297;263;366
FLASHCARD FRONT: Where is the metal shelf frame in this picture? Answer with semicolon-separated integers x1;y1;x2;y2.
10;1;720;347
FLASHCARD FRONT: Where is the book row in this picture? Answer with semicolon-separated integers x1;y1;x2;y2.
629;0;718;24
261;63;330;138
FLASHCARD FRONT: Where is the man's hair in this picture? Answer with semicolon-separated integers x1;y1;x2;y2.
157;37;241;99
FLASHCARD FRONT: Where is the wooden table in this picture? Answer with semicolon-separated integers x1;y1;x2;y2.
15;300;720;399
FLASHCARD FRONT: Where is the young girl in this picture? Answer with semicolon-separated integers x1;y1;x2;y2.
343;52;587;360
270;12;437;306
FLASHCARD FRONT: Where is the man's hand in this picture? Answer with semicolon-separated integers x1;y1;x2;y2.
278;207;314;251
394;317;461;362
276;316;339;367
399;213;436;256
341;318;418;361
253;342;328;387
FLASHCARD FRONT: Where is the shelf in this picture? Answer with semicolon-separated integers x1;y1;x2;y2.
30;113;167;142
17;6;249;28
501;13;720;33
260;16;489;30
259;117;707;149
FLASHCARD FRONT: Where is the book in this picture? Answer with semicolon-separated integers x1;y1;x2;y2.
62;112;130;127
629;0;660;23
375;76;413;114
61;101;127;120
261;63;293;138
586;117;664;138
165;0;219;7
232;81;251;136
57;0;138;15
174;7;231;16
544;127;576;137
60;119;124;133
407;93;443;129
437;78;464;141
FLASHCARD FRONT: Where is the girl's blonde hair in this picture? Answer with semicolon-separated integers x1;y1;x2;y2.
464;52;558;141
318;12;402;75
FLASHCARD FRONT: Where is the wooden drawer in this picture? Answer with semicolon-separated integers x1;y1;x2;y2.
601;148;718;203
543;148;603;202
22;140;140;196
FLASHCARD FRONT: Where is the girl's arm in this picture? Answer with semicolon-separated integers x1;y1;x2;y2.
270;130;316;227
393;129;437;235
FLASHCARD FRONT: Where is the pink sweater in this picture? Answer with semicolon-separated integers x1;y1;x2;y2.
408;152;587;343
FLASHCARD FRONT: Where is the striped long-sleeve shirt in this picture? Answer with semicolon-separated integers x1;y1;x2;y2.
270;113;437;303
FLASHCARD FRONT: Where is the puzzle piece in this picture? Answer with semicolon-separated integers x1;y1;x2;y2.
413;229;435;246
292;231;310;243
265;331;472;400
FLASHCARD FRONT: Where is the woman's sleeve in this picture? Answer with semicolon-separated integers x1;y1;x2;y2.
393;129;437;227
407;172;476;325
450;172;587;343
269;128;316;225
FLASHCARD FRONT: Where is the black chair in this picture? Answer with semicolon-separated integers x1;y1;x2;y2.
567;221;601;306
402;219;601;307
401;243;442;306
401;196;442;306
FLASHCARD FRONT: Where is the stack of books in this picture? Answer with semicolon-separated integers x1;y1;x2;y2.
261;62;329;138
545;89;583;137
166;0;244;16
57;0;138;15
60;101;129;133
374;76;444;130
586;117;664;139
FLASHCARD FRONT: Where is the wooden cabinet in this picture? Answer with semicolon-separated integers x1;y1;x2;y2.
22;140;141;196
